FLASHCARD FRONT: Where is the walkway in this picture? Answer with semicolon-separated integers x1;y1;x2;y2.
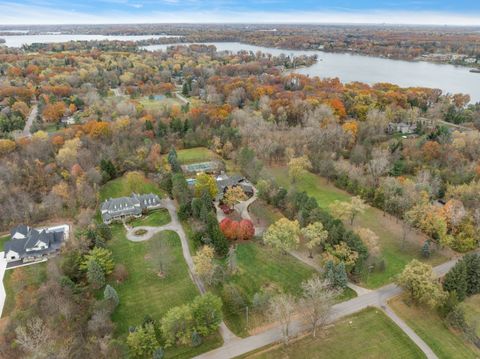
126;198;239;344
194;257;459;359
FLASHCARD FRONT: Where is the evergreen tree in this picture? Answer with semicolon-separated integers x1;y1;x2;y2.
100;159;117;181
335;262;348;289
167;148;181;172
443;260;468;301
182;82;189;96
206;213;228;256
421;241;431;258
87;259;105;289
153;348;165;359
464;254;480;296
96;223;112;242
104;284;120;307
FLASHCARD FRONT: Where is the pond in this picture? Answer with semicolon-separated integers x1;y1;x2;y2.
144;42;480;103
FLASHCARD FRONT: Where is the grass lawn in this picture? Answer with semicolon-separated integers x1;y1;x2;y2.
108;228;222;357
460;294;480;337
390;296;480;359
139;96;183;111
130;209;171;227
99;174;165;202
264;167;448;288
2;262;47;318
249;200;283;229
176;147;220;165
214;241;354;337
243;308;426;359
0;235;9;251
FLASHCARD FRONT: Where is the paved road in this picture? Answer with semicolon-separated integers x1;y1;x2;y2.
22;104;37;137
126;198;239;344
194;257;461;359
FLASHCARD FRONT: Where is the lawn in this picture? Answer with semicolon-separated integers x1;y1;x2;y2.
0;235;9;251
249;200;283;229
130;209;171;227
460;294;480;337
264;167;448;288
139;96;183;111
2;262;47;318
214;241;354;337
107;228;222;357
244;308;426;359
390;296;480;359
176;147;220;165
99;174;165;202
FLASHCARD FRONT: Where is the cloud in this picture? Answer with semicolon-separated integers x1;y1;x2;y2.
0;2;479;25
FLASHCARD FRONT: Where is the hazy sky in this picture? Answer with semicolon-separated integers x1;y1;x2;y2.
1;0;480;25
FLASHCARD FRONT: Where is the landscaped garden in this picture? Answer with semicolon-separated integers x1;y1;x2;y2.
264;166;449;288
389;296;480;359
213;240;355;337
244;308;426;359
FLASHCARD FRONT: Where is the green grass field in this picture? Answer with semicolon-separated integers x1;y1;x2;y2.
390;297;480;359
107;228;222;357
460;294;480;336
99;174;165;202
214;241;354;337
139;96;183;111
130;209;171;227
176;147;220;165
244;308;426;359
264;167;448;288
2;262;47;318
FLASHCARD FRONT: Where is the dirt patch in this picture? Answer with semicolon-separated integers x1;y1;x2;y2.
144;254;152;260
134;229;148;236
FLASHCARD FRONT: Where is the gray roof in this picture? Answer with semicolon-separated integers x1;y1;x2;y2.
5;225;64;259
101;193;160;222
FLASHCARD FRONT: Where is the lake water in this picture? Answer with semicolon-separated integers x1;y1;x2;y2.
0;34;179;48
144;42;480;103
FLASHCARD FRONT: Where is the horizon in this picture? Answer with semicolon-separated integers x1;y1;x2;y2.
1;1;480;26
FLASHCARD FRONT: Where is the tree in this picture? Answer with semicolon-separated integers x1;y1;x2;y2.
238;219;255;241
100;159;117;181
268;294;297;344
15;317;49;355
356;227;380;258
219;218;239;240
193;245;218;285
288;156;312;184
127;323;158;359
324;261;348;289
191;293;223;337
161;304;193;346
195;173;218;198
226;245;238;274
443;260;468;301
172;173;191;206
463;253;480;296
87;259;106;289
81;247;115;275
0;139;16;155
396;260;446;308
329;196;367;225
263;218;300;253
301;276;339;337
167;148;181;173
104;284;120;308
223;186;247;209
301;222;328;258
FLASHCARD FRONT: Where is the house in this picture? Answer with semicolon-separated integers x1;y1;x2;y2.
387;122;417;134
4;224;68;264
215;173;255;201
101;193;161;224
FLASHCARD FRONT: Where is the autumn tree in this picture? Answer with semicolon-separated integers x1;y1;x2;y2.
263;218;300;253
301;221;328;258
195;173;218;198
238;219;255;241
81;247;115;275
356;227;381;258
329;196;367;225
223;186;247;209
193;245;218;286
288;156;312;184
397;260;446;308
268;294;297;345
127;323;159;359
42;101;66;122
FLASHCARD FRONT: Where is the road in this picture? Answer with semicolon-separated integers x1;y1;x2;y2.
126;198;239;344
194;257;461;359
21;104;37;137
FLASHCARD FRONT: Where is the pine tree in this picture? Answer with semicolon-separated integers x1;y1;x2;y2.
421;241;431;258
324;261;336;287
104;284;120;307
167;148;181;172
335;262;348;289
464;254;480;296
87;259;105;289
443;260;467;301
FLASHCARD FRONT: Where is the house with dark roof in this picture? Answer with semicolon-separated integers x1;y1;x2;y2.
100;193;161;224
4;224;68;264
215;173;255;201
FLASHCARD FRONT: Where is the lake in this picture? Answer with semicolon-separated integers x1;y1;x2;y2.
0;34;180;48
144;42;480;103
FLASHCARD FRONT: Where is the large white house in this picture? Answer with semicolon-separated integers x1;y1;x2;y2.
4;224;68;264
100;193;162;224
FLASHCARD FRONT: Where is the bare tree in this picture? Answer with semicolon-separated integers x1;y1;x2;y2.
15;317;51;355
268;294;297;344
301;276;339;337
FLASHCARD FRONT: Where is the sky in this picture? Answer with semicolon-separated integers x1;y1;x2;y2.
1;0;480;26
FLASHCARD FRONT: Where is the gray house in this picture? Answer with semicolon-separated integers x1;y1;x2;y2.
215;173;255;201
101;193;161;224
4;224;67;264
